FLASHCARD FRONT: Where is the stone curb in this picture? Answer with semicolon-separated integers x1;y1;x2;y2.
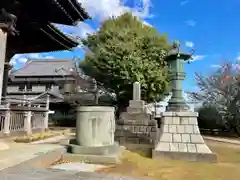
204;136;240;145
30;135;68;144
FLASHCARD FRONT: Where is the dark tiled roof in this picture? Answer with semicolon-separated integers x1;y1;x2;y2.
7;23;79;54
11;59;76;77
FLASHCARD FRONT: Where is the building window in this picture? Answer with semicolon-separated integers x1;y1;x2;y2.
46;84;52;90
26;84;32;91
18;84;25;91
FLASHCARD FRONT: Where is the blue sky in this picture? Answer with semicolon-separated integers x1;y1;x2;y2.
11;0;240;93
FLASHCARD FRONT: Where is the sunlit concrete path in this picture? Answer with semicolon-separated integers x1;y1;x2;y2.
0;142;63;170
0;166;150;180
0;142;150;180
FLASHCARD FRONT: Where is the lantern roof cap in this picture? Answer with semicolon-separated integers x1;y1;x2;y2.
165;40;194;61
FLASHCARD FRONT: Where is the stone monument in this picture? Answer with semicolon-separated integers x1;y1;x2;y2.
68;106;121;164
152;41;217;162
115;82;158;146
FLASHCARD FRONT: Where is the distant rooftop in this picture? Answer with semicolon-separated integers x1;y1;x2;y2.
11;59;77;77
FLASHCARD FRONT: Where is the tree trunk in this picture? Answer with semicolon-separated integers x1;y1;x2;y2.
235;126;240;137
115;94;129;119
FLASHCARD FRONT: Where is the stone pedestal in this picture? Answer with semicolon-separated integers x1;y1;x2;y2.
116;99;158;146
116;82;158;147
152;111;217;162
68;106;121;164
127;100;145;114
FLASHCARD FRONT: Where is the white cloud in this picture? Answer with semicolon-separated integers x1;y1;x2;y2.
27;53;41;59
211;64;221;68
185;20;196;27
236;52;240;61
56;0;153;40
142;21;152;27
180;1;189;6
233;52;240;61
18;57;28;64
9;56;18;66
44;56;54;59
185;41;194;48
75;22;95;38
10;53;56;67
78;0;152;21
10;54;27;65
55;22;95;39
191;55;205;61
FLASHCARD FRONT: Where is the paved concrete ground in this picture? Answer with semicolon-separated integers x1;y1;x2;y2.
0;143;62;170
2;135;238;180
51;162;108;172
0;142;150;180
0;167;149;180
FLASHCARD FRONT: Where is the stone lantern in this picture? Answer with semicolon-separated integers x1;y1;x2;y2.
165;40;194;111
152;41;217;162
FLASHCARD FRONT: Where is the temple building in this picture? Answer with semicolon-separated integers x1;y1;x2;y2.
0;0;90;103
7;58;91;103
6;58;105;126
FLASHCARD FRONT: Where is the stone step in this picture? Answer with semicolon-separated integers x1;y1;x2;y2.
120;112;150;121
126;107;145;114
129;100;145;108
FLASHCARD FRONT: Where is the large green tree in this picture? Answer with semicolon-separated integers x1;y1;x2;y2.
80;13;171;109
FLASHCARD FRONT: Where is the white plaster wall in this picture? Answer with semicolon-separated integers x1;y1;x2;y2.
32;86;46;92
7;86;19;92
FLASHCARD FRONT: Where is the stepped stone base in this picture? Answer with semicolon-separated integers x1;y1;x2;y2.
68;142;121;164
115;100;158;145
152;111;217;162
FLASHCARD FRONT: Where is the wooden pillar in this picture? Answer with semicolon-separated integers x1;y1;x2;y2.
2;62;12;100
0;29;7;105
3;102;10;135
44;95;50;130
24;103;32;135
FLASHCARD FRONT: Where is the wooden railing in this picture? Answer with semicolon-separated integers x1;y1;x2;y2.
9;112;25;132
0;113;4;133
0;98;49;137
31;112;45;130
